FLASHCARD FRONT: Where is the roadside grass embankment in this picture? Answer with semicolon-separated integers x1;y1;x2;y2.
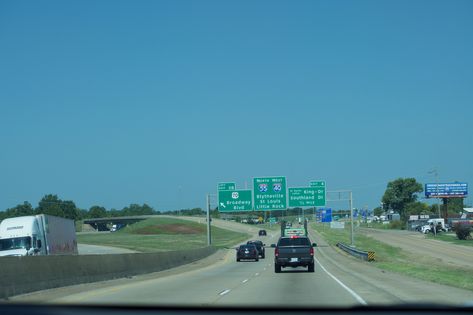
77;217;250;252
425;233;473;247
312;223;473;291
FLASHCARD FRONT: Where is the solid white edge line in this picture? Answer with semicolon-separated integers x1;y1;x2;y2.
219;289;231;296
314;257;367;305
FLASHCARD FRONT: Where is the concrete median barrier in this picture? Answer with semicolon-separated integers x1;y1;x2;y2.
0;246;216;299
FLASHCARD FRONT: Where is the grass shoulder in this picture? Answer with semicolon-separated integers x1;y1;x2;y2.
77;217;250;252
312;223;473;291
425;233;473;247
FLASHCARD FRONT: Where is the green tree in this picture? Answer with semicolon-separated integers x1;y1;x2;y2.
0;201;35;220
373;206;383;217
88;206;107;218
35;194;80;220
445;198;464;214
404;201;430;216
382;178;423;222
36;194;65;217
61;200;79;220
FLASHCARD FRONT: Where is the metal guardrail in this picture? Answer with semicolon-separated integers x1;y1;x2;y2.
336;242;375;261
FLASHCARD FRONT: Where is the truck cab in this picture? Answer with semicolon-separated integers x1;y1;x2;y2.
0;214;77;256
0;216;45;256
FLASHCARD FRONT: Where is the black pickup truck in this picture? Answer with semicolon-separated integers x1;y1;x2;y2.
272;236;316;273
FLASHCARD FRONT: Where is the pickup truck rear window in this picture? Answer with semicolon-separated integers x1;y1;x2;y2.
278;238;310;247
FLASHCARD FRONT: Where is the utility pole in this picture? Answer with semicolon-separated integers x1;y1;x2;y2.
206;193;211;246
349;191;354;246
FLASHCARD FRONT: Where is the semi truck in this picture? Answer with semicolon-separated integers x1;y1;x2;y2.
0;214;78;256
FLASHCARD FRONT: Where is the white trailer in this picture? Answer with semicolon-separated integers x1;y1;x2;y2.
0;214;78;256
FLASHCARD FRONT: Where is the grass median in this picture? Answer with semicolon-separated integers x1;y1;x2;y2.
77;217;250;252
312;223;473;291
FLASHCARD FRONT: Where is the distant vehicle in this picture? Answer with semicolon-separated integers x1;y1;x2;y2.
258;229;267;236
421;218;448;234
0;214;78;256
247;240;265;258
272;236;316;273
110;223;125;232
236;244;259;262
286;222;292;228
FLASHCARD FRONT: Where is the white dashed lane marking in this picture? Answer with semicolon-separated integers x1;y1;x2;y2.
219;289;231;296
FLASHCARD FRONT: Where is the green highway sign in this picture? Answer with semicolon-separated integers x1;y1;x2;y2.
218;190;252;212
288;187;322;207
218;182;236;191
253;176;287;211
310;181;326;188
309;180;326;206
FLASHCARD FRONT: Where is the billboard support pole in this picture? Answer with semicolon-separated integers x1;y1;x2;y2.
435;172;441;219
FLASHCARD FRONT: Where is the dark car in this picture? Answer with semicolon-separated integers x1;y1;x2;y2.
247;240;265;259
258;229;267;236
236;244;259;262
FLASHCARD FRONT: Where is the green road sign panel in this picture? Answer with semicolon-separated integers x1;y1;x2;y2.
310;180;326;188
288;187;323;207
218;190;252;212
253;176;287;211
309;180;326;206
218;182;236;191
269;217;277;223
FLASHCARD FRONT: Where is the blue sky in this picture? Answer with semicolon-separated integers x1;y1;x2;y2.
1;0;472;211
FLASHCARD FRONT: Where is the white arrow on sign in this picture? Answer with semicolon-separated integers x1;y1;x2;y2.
220;202;226;208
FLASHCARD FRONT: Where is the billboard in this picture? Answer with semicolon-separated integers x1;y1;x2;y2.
425;183;468;198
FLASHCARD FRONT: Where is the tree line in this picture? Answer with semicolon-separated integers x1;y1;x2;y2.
0;194;162;221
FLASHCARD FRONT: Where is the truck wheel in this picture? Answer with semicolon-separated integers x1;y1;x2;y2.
275;263;281;273
261;253;265;259
236;258;240;262
255;257;259;262
308;263;315;273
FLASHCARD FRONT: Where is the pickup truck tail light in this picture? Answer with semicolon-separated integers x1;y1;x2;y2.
310;247;314;256
275;248;279;257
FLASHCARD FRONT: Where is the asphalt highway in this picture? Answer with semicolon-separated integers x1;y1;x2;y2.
12;220;473;307
52;232;363;307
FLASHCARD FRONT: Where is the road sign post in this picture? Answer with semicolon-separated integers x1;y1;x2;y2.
253;176;287;211
206;193;211;246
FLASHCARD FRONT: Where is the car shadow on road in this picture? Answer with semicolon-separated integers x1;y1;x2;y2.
277;269;311;273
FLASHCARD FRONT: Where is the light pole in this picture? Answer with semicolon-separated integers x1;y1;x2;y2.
349;191;354;246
